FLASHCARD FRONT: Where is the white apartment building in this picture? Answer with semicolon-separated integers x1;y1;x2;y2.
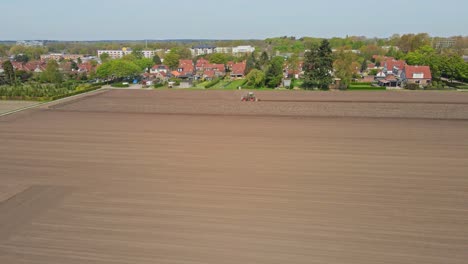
190;45;216;56
214;47;232;54
97;49;131;59
232;45;255;56
97;48;160;59
16;40;44;47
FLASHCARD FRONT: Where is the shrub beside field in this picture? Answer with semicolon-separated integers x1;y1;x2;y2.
347;83;385;91
0;82;103;101
111;83;130;88
204;78;222;88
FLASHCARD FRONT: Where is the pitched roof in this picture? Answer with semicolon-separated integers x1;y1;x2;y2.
205;63;225;72
196;58;209;67
404;65;432;79
152;64;168;70
385;75;397;81
385;59;406;71
231;61;246;75
203;70;215;78
178;60;194;75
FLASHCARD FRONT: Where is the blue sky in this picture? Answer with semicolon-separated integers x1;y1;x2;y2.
0;0;466;40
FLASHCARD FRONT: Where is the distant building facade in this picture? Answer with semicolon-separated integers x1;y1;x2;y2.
16;40;44;47
232;46;255;56
190;45;216;56
97;48;159;59
40;53;83;61
189;45;255;57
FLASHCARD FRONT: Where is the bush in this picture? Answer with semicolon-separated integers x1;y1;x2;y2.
50;85;102;100
153;82;165;88
205;78;221;88
111;83;130;88
0;81;103;101
406;83;420;90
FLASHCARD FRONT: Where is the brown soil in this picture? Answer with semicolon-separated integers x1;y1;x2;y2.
1;89;467;264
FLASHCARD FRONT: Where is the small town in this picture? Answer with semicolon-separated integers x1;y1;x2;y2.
1;1;468;264
1;34;467;99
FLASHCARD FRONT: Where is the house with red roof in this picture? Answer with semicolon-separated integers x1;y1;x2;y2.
11;61;46;73
194;58;226;80
378;74;399;87
401;65;432;87
177;60;194;78
77;62;96;75
150;64;169;74
230;61;246;78
195;58;210;71
383;59;406;76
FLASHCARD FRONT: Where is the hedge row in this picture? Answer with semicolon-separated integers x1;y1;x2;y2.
205;78;221;88
111;83;130;88
50;84;102;100
348;87;386;91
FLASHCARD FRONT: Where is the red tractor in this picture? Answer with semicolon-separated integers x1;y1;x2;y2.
241;92;259;102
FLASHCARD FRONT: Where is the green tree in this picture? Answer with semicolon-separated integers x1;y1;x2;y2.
245;69;265;88
245;53;258;75
15;70;33;83
40;60;63;83
265;56;284;88
259;51;270;68
100;53;110;63
209;53;229;64
153;54;162;65
334;49;360;88
361;59;368;72
77;57;83;64
134;58;154;71
15;54;30;63
96;59;142;79
164;51;180;70
70;60;79;71
286;53;299;77
303;40;334;89
171;47;192;59
132;48;144;59
2;61;16;85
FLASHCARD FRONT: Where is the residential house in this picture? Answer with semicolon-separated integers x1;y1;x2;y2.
11;61;46;73
285;61;303;79
177;60;195;79
24;61;47;73
401;65;432;87
195;58;210;71
378;75;399;87
203;70;216;80
150;65;169;75
230;61;246;78
40;53;83;62
383;59;406;76
375;71;387;80
77;62;96;75
367;63;376;69
203;63;225;79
